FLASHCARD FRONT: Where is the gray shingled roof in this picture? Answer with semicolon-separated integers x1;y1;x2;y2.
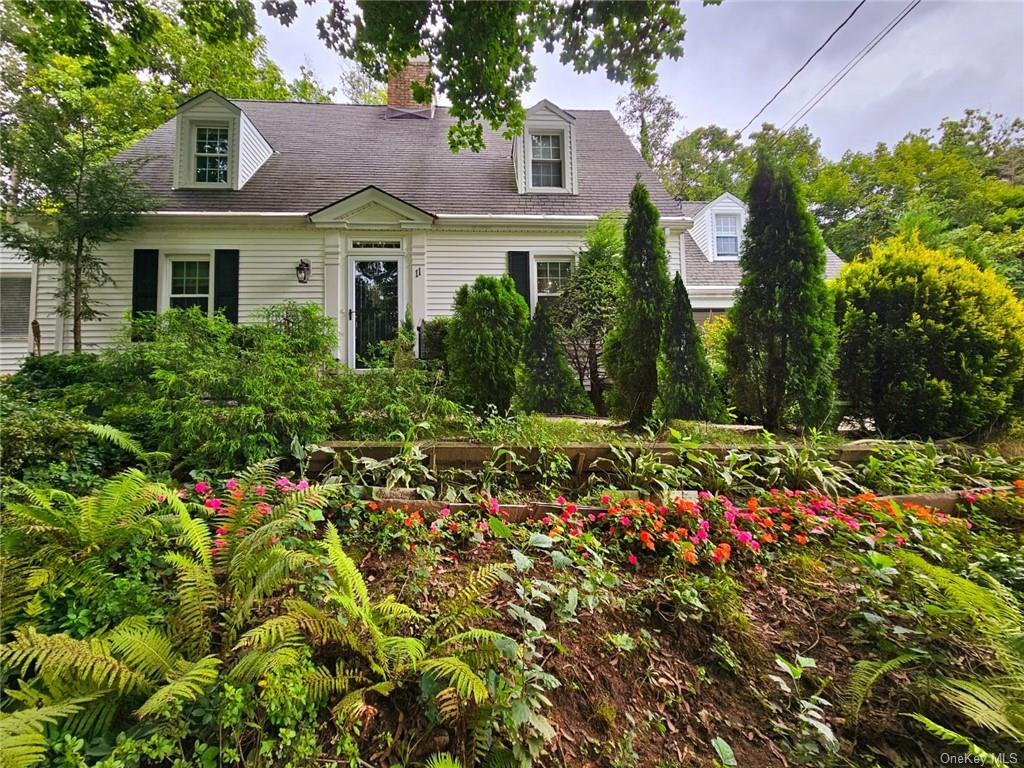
123;100;680;217
677;200;844;284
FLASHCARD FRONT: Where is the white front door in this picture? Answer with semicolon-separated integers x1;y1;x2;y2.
348;256;405;368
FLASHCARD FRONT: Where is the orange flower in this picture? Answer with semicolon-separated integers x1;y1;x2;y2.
368;501;379;510
683;548;698;565
746;498;758;512
795;534;808;545
639;529;655;551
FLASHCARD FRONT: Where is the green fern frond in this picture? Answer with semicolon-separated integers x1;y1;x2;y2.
107;621;179;679
371;596;423;627
80;422;169;464
0;628;150;695
424;752;464;768
228;646;301;683
324;524;369;608
381;635;426;667
234;614;306;651
939;678;1024;743
846;653;919;722
234;459;281;493
429;564;510;640
415;657;489;705
162;553;217;654
897;551;1021;634
904;714;1003;766
0;697;96;768
136;656;220;718
175;509;213;569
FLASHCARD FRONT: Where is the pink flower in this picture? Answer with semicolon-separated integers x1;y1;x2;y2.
225;479;238;491
627;554;638;566
204;498;223;510
215;526;228;535
254;485;266;496
620;516;631;527
587;513;597;522
256;502;272;516
601;494;611;505
556;496;566;505
565;503;577;515
439;507;451;518
296;480;309;491
194;482;210;494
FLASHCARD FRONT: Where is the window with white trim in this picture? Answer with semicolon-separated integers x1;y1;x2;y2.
530;132;564;188
194;126;230;184
169;257;211;313
535;258;571;310
0;275;31;337
714;213;740;259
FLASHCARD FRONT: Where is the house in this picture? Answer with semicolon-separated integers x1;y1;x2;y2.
677;193;843;324
0;61;841;373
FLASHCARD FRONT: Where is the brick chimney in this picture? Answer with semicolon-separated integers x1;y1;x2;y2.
386;57;435;118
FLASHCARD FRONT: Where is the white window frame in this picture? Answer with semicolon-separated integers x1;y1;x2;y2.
713;213;741;261
191;123;232;188
526;129;568;193
530;255;573;313
161;253;214;316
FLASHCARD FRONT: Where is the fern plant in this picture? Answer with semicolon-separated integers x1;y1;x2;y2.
845;550;1024;758
235;524;516;763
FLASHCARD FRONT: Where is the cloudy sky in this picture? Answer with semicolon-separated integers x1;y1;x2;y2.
257;0;1024;158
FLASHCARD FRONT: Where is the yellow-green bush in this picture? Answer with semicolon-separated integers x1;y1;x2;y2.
834;236;1024;437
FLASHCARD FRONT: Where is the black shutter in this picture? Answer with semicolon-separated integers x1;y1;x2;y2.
213;249;240;323
131;249;159;317
507;251;530;308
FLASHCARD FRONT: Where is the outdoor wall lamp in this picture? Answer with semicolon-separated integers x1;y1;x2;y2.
295;259;311;284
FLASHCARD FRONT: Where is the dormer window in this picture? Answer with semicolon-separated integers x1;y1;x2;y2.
715;214;740;260
194;126;230;184
531;133;564;189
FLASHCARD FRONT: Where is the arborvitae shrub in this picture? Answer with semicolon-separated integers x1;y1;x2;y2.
418;316;450;362
725;157;837;431
515;304;593;415
658;273;723;421
445;275;529;414
604;179;671;426
834;235;1024;437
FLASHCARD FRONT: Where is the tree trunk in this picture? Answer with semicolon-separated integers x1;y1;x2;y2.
587;338;605;415
73;239;84;353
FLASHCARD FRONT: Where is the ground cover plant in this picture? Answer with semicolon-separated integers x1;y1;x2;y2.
3;440;1023;767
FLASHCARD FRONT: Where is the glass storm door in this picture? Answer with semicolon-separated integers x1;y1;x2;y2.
351;259;401;368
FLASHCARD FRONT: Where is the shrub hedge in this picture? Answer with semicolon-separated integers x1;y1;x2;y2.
834;236;1024;437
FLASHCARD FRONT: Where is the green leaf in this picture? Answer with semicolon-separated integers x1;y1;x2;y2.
527;532;553;549
550;550;572;569
487;516;512;538
511;549;533;572
712;736;737;766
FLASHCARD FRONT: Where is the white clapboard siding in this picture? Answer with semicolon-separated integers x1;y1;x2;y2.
32;221;325;354
426;227;686;318
425;230;583;317
238;111;274;188
690;204;710;259
0;246;32;372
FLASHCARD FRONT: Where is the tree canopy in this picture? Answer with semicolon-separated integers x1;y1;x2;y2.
9;0;690;153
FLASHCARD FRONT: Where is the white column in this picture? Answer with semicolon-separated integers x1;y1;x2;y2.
410;232;427;355
323;231;342;360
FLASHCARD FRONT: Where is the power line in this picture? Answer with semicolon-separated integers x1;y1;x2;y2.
774;0;922;139
739;0;867;136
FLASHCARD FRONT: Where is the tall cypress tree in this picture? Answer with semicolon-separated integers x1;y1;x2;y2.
516;304;593;415
724;156;837;432
658;272;723;421
605;178;671;426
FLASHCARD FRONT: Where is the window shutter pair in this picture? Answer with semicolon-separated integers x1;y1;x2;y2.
507;251;530;308
131;249;239;323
